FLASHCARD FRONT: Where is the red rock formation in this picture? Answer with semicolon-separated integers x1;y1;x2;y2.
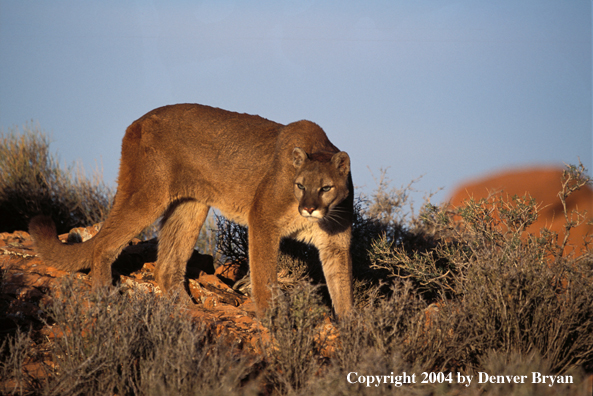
448;167;592;256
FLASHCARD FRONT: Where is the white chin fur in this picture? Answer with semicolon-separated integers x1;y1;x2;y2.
301;210;323;220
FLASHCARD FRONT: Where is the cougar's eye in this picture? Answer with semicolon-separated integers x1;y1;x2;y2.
321;186;332;192
296;183;305;190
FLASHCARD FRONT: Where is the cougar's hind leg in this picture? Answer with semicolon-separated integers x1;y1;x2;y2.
90;191;167;288
155;200;210;300
90;118;174;288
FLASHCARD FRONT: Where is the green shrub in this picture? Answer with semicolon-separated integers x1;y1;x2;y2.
0;125;113;233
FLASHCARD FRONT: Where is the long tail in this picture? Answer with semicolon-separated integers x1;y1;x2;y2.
28;215;93;271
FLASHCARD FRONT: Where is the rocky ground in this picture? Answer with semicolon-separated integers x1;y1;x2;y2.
0;224;269;353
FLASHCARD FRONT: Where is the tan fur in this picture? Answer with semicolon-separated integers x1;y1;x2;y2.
29;104;354;317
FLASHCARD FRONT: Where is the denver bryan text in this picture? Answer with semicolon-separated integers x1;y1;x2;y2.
478;372;573;387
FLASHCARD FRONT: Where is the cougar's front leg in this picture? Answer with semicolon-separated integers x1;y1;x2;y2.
248;220;281;317
316;229;353;317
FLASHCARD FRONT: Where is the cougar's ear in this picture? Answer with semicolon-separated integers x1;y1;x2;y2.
292;147;308;168
331;151;350;176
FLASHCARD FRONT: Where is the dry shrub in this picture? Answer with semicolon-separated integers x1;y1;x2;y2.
0;125;113;233
0;330;36;396
214;214;324;295
1;277;257;396
261;282;330;394
369;162;593;374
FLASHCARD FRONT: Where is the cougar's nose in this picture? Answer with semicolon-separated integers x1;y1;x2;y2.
303;206;316;214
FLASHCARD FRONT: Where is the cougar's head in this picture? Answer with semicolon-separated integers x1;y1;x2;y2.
292;147;351;222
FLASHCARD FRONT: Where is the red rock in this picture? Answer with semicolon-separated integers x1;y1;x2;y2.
198;273;235;291
60;223;102;243
142;262;156;271
215;261;248;285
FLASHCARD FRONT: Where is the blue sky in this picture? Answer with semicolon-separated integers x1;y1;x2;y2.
1;1;591;206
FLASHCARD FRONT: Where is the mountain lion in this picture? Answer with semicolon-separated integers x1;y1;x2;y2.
29;104;354;317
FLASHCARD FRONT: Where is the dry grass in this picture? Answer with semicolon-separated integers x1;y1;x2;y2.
0;125;113;233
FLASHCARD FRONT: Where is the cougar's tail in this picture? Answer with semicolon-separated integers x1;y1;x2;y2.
28;215;93;271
